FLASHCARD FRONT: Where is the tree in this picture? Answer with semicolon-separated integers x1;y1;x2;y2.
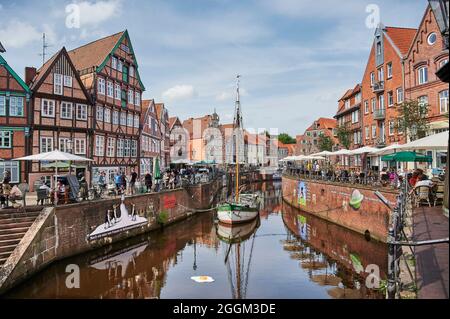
278;133;296;144
395;100;429;141
336;125;352;149
318;135;333;152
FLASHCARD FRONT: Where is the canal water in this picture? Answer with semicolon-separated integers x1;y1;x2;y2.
6;182;387;299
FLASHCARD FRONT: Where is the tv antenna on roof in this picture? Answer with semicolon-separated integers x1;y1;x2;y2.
38;33;52;66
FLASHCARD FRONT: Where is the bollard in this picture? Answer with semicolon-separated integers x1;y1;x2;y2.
387;227;397;299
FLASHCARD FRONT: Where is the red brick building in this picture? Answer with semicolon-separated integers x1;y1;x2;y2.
296;118;337;155
68;30;145;183
361;24;417;148
155;103;170;169
335;84;363;150
26;48;93;188
404;5;449;135
0;51;31;184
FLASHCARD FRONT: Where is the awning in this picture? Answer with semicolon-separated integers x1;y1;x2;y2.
397;131;449;151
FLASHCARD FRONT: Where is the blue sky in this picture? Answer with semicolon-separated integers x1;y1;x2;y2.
0;0;427;135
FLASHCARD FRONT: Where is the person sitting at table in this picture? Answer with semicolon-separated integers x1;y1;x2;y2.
9;185;23;207
0;184;5;208
415;174;434;188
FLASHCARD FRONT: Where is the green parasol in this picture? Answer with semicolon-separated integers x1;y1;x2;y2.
381;151;432;163
154;157;161;180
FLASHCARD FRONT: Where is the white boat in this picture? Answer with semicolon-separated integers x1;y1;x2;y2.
217;75;259;224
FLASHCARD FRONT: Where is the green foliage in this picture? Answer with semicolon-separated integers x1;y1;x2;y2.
318;135;334;152
157;210;169;225
395;100;429;141
336;125;352;149
278;133;296;144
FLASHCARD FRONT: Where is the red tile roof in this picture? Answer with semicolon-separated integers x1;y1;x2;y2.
68;31;124;72
385;27;418;56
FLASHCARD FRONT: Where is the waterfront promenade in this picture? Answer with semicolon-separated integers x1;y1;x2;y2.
414;206;449;299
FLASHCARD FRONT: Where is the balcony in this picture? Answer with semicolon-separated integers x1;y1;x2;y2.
372;81;384;93
375;137;386;148
373;108;386;120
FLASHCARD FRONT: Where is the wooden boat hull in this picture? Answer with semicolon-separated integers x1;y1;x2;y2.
217;203;259;224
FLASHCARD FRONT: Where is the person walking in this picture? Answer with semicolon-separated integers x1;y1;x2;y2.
121;171;127;195
130;169;138;195
144;172;153;192
114;171;122;193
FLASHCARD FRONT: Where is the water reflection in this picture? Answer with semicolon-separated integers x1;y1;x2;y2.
5;182;386;299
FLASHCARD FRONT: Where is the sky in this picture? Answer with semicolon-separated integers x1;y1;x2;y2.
0;0;427;136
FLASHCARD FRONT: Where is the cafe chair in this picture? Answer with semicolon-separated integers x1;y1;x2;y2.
434;184;445;206
414;186;432;208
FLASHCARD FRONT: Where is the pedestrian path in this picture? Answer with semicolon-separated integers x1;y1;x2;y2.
413;206;449;299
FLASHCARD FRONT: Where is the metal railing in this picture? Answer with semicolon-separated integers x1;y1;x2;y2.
384;181;449;299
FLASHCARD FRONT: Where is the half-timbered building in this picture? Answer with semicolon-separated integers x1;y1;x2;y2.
155;103;170;169
0;48;31;184
68;30;145;183
26;47;93;189
140;99;162;178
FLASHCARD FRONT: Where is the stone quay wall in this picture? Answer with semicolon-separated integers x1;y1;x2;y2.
0;179;221;294
282;175;398;243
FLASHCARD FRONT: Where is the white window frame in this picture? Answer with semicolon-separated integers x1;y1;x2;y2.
131;140;137;157
371;125;377;139
107;137;115;157
59;138;72;153
129;65;135;77
113;110;119;125
76;104;88;120
95;135;105;156
115;84;121;100
135;92;140;106
378;67;384;82
387;63;392;79
134;115;140;128
388;121;395;136
9;96;24;117
111;56;117;70
74;138;86;155
128;89;134;104
365;126;370;140
0;131;12;148
124;139;131;157
379;95;385;110
364;100;369;114
104;108;111;123
127;113;134;127
118;60;123;72
40;137;53;153
60;102;73;119
0;161;20;183
98;78;106;95
107;81;114;98
397;88;404;104
54;73;63;95
120;112;127;126
64;75;73;87
41;99;55;118
387;91;394;107
96;105;104;121
117;139;124;157
370;72;375;86
439;90;449;114
371;98;376;113
418;67;428;85
0;96;5;115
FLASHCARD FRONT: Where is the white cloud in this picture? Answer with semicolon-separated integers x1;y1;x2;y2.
0;20;41;48
162;85;197;102
72;0;122;27
216;88;248;101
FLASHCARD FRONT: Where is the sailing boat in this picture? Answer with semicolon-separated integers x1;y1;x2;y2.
216;218;259;299
217;75;259;224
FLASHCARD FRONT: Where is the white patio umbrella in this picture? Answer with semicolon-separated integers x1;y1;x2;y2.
349;146;380;155
303;155;326;161
369;143;403;156
397;131;449;151
15;150;93;204
331;149;352;156
311;151;334;157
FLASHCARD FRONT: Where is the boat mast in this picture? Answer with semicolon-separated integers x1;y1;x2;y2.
234;75;242;203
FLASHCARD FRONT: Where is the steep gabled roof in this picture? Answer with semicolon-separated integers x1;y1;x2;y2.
68;30;145;90
68;31;124;73
0;55;30;93
169;117;182;131
29;47;92;103
384;26;418;57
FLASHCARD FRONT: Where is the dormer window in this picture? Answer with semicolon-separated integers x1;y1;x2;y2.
376;42;382;55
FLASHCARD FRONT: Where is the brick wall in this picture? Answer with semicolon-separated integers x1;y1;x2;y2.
282;176;397;242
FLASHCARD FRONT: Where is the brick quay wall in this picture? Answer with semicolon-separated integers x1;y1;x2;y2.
282;175;398;243
0;179;222;294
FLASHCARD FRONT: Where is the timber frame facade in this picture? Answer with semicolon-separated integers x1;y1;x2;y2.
27;48;94;190
68;30;145;184
0;53;31;184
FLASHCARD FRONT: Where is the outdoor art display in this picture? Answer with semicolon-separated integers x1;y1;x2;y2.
298;181;307;207
349;189;364;210
88;195;148;240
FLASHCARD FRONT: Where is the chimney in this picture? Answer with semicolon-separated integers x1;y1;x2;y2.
25;67;37;86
